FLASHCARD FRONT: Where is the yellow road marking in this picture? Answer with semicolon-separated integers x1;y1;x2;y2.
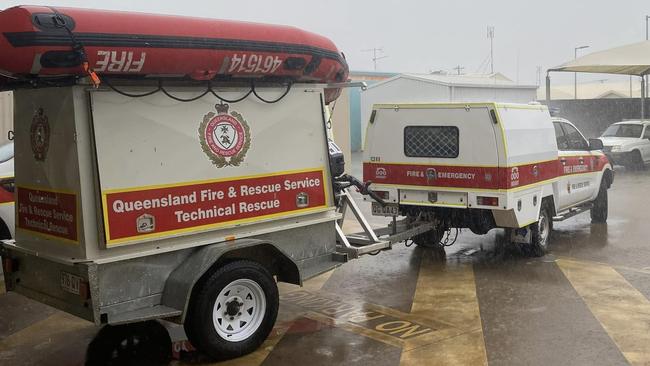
400;251;488;365
558;258;650;366
216;321;291;366
281;289;442;349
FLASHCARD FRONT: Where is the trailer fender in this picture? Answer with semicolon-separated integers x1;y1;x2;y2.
162;238;300;320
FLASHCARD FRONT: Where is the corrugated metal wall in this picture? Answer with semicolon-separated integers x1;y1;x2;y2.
0;92;12;144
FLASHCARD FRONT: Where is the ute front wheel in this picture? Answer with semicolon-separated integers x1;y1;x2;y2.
184;260;278;361
590;180;608;223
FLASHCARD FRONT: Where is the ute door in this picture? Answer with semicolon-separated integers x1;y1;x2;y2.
556;121;597;207
554;122;574;210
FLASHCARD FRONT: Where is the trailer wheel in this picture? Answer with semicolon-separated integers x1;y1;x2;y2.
85;321;172;366
412;228;446;251
590;180;608;223
184;260;278;361
527;204;553;257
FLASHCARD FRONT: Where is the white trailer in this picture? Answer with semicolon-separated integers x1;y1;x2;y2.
1;82;432;360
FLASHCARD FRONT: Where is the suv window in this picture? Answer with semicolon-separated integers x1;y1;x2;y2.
644;126;650;140
562;123;589;150
553;122;569;150
404;126;459;158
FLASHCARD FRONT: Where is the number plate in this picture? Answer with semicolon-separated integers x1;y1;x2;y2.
371;202;399;216
60;272;82;295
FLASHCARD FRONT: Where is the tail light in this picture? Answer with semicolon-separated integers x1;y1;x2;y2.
2;257;18;273
477;196;499;206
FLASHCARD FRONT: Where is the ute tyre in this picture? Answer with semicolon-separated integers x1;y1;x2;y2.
527;204;553;257
626;150;644;170
412;228;446;251
590;180;609;223
184;260;278;361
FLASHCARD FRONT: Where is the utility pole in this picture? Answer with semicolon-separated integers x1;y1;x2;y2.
362;48;387;71
536;66;542;87
638;16;650;120
453;65;465;75
574;45;589;99
487;26;495;74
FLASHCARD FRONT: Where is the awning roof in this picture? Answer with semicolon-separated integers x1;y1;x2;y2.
549;41;650;76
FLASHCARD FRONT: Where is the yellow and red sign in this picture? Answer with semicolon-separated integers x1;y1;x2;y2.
103;169;327;244
17;187;77;242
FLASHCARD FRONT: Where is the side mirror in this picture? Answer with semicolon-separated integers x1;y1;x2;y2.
589;138;604;151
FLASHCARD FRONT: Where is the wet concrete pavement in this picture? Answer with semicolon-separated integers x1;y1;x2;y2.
1;155;650;365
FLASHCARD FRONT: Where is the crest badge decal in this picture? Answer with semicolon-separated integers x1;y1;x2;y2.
199;103;251;167
30;108;50;161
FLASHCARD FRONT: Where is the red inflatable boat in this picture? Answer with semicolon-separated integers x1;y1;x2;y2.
0;6;349;102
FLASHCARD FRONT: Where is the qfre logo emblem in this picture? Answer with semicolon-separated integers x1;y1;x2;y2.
510;167;520;187
30;108;50;161
375;167;387;179
426;168;437;182
199;104;251;168
95;51;146;73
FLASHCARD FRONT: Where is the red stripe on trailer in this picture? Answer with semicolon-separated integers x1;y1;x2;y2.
16;187;78;242
103;170;327;243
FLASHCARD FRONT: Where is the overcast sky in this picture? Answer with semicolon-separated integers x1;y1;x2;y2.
2;0;649;85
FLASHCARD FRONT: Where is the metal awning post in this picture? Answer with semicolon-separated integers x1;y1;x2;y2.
642;75;646;121
546;72;551;105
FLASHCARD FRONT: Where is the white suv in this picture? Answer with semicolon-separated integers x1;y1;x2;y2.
600;121;650;169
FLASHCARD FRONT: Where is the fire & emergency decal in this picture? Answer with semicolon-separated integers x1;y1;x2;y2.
30;108;50;161
199;103;251;168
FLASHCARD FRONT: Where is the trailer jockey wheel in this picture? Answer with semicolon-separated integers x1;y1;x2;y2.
412;227;447;251
184;260;278;361
527;204;553;257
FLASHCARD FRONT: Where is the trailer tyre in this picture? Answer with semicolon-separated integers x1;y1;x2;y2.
85;321;172;366
527;204;553;257
590;180;608;223
412;228;446;251
184;260;278;361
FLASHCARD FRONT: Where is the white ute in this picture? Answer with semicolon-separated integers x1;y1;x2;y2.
364;102;614;256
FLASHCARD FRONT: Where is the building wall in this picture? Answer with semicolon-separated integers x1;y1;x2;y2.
453;86;537;104
545;98;650;138
359;78;538;149
360;78;450;148
0;92;12;144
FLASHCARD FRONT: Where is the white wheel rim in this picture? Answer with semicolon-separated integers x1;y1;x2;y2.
212;279;266;342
